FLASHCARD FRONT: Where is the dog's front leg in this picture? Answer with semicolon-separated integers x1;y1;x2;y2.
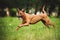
23;23;29;26
16;22;30;30
16;24;24;30
16;23;29;30
23;19;30;26
16;18;30;30
16;20;26;30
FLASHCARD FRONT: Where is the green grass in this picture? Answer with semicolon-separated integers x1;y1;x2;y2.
0;17;60;40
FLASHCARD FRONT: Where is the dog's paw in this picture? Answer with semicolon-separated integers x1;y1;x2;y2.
16;27;19;30
16;27;20;30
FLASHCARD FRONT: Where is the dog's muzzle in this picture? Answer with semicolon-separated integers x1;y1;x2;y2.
18;16;23;20
18;16;22;18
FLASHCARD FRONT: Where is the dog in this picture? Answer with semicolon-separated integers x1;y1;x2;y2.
16;6;55;30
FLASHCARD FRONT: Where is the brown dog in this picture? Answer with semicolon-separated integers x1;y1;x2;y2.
16;6;55;30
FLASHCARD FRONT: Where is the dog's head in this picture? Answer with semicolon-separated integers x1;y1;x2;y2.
17;8;26;19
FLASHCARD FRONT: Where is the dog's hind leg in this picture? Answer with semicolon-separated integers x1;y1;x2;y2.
44;23;50;28
49;23;55;28
41;20;50;28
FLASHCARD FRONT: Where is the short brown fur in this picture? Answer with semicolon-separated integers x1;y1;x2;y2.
16;6;55;30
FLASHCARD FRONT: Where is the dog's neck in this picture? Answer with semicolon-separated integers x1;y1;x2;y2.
21;13;26;20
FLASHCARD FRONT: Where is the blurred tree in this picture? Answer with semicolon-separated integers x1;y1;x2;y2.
57;4;60;17
0;0;60;17
4;7;10;16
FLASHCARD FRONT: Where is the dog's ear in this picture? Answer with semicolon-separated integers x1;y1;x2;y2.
21;9;26;12
17;8;20;11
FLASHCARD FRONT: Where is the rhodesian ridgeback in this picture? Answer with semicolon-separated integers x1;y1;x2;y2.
16;6;55;30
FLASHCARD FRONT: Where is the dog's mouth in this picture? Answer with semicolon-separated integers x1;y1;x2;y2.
18;16;23;20
18;16;22;18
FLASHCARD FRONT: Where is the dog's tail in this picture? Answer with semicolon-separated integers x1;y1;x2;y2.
42;5;47;14
42;5;45;12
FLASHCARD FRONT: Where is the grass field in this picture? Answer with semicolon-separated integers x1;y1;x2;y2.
0;17;60;40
